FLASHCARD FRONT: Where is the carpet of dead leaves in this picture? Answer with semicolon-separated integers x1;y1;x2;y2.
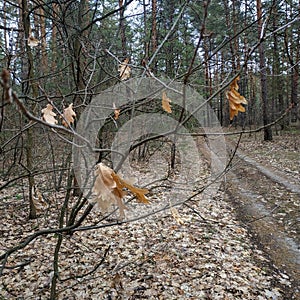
0;130;299;299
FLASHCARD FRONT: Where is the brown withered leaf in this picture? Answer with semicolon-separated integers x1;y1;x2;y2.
41;104;58;125
28;36;39;47
225;76;248;120
114;109;120;120
118;57;131;80
113;103;120;120
62;103;76;127
92;163;125;216
162;91;172;113
92;163;149;218
111;172;149;204
32;186;48;212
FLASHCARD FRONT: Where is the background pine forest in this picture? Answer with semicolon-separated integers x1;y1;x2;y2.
1;0;299;128
0;0;300;298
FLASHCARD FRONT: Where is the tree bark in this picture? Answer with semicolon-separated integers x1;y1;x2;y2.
119;0;127;57
21;0;38;218
256;0;272;141
39;1;47;74
151;0;157;70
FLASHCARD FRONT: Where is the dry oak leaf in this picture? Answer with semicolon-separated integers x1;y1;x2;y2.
62;103;76;127
170;207;185;225
118;57;131;80
28;36;39;47
114;109;120;120
41;104;58;125
225;76;248;120
111;172;149;204
32;186;48;212
92;163;149;218
162;91;172;113
113;102;120;120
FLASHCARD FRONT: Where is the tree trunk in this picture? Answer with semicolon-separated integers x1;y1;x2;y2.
222;0;237;70
271;3;284;131
21;0;38;218
119;0;127;57
151;0;157;70
51;3;58;71
71;0;90;196
39;1;47;74
256;0;272;141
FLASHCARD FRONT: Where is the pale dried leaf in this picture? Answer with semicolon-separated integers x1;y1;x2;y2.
113;103;120;120
92;163;127;218
28;36;39;47
92;163;149;218
41;104;58;125
118;58;131;80
32;186;48;212
62;103;76;127
162;91;172;113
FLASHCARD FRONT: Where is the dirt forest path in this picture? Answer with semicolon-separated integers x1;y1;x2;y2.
1;131;299;299
225;136;300;298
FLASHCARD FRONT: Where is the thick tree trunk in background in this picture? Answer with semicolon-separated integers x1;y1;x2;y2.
39;1;47;74
2;1;9;69
220;52;225;126
290;64;299;124
119;0;127;57
22;0;38;219
284;0;300;124
292;0;299;125
271;3;284;131
256;0;272;141
142;0;149;61
204;36;212;126
151;0;157;70
51;3;58;70
32;2;47;76
151;0;157;52
223;0;238;71
71;0;90;196
232;0;240;70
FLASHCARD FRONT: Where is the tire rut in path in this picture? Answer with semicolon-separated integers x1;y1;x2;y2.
225;144;300;298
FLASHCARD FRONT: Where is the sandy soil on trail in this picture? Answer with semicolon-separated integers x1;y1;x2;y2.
225;130;300;299
231;130;300;184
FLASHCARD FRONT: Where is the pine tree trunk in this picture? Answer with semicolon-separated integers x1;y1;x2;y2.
256;0;272;141
119;0;127;57
151;0;157;70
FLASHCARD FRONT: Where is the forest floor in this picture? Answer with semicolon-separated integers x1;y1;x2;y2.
0;129;299;299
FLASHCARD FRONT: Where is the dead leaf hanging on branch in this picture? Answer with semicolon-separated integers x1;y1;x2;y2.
118;58;131;80
28;36;39;48
113;102;120;120
162;91;172;113
92;163;149;218
32;186;48;212
61;103;76;127
41;104;58;125
111;172;149;204
225;76;248;120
